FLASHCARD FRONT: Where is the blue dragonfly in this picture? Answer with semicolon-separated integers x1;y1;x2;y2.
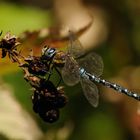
41;31;140;107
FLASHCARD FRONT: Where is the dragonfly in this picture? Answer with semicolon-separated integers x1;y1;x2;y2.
41;31;140;107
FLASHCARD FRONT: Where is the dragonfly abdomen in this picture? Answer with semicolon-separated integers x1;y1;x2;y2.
79;68;140;101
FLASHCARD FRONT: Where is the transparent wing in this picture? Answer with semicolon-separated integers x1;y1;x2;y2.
80;78;99;107
77;52;103;77
68;31;85;58
61;56;80;86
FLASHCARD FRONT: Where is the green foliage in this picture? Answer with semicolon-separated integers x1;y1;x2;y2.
0;2;51;34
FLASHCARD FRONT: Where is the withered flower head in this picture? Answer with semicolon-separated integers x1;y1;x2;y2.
0;32;20;59
0;31;68;123
20;55;50;76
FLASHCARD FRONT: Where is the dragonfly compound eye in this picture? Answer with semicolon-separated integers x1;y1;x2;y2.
42;47;56;59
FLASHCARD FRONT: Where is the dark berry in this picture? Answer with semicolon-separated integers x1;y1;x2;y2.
55;94;68;108
39;109;59;123
40;80;57;93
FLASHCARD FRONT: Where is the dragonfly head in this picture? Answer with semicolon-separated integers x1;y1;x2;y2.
41;46;56;60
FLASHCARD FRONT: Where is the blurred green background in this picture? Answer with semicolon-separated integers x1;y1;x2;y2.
0;0;140;140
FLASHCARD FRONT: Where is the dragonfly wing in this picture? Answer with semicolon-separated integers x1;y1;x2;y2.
68;31;85;58
61;56;80;86
78;52;104;77
80;78;99;107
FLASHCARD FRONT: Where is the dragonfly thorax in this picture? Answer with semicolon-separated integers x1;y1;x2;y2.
53;51;66;67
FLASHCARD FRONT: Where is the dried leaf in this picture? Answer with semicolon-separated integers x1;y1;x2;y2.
19;24;92;56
